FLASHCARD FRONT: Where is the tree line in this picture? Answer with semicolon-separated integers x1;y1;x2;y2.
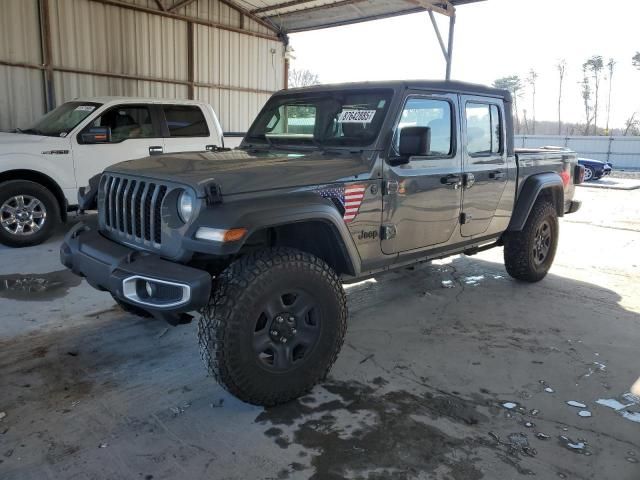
494;52;640;136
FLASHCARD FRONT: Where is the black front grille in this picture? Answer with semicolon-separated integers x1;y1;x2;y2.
101;174;168;246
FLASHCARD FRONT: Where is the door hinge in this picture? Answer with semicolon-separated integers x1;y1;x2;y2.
460;213;472;224
383;180;399;195
381;224;397;240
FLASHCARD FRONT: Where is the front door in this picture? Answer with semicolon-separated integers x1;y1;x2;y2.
460;97;508;237
381;93;463;254
73;104;164;187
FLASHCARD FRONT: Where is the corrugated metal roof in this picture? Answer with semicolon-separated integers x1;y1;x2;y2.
231;0;484;33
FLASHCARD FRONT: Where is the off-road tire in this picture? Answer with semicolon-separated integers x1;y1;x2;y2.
0;180;60;247
503;200;559;282
198;247;348;406
111;294;153;318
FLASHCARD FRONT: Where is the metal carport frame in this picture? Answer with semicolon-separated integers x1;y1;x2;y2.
239;0;485;81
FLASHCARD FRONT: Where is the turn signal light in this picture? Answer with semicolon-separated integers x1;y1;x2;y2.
223;228;248;242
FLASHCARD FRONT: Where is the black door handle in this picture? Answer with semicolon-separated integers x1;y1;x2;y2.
489;171;505;180
441;174;462;188
149;145;163;155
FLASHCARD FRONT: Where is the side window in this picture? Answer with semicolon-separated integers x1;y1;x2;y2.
465;102;502;155
88;105;155;142
163;105;209;137
394;98;452;157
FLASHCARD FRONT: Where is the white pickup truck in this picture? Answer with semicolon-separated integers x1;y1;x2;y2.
0;97;227;247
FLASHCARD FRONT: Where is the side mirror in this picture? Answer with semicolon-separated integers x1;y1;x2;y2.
399;126;431;158
81;126;111;144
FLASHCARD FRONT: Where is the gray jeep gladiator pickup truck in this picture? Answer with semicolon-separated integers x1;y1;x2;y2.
61;80;583;406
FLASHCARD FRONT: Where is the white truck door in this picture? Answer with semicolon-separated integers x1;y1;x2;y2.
160;104;223;154
72;104;164;187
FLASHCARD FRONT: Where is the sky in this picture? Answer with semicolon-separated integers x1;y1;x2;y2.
288;0;640;130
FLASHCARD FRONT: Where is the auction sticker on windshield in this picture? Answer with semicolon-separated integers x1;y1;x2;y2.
75;105;96;112
338;110;376;123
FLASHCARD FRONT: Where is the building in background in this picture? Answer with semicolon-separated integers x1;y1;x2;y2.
0;0;286;133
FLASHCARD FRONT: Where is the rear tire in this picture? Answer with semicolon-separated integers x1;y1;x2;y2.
198;247;348;406
503;200;559;282
0;180;60;247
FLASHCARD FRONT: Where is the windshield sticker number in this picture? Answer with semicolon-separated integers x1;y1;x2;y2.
75;105;96;112
338;110;376;124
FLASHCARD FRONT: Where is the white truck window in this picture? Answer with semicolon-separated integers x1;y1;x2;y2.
163;106;209;137
88;106;155;142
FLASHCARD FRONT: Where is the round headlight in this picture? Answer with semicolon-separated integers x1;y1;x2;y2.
178;190;194;223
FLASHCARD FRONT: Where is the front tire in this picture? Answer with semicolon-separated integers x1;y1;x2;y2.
0;180;60;247
503;200;559;282
198;248;348;406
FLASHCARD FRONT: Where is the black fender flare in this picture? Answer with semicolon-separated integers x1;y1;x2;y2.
182;192;362;275
507;172;564;231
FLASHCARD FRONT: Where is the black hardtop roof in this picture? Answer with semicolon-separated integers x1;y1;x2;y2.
276;80;512;102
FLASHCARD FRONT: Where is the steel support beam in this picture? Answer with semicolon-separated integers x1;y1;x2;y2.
217;0;280;33
0;60;276;95
424;3;456;80
167;0;198;12
187;21;195;99
87;0;280;40
427;10;448;61
251;0;317;15
446;11;455;80
407;0;454;17
38;0;55;112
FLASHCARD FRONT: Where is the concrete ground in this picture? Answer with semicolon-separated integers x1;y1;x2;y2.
0;187;639;480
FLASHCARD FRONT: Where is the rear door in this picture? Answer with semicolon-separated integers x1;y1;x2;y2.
460;97;508;237
161;104;215;153
381;93;463;254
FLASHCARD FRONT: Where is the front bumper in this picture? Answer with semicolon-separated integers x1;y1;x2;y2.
60;223;212;324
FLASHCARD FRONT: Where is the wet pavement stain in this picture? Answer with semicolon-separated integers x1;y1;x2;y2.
257;380;487;480
0;269;82;301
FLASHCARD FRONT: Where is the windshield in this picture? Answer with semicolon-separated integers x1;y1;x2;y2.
20;101;102;137
245;89;393;148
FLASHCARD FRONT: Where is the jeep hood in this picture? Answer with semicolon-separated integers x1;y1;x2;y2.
106;149;372;196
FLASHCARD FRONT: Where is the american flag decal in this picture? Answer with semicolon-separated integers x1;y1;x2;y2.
318;184;366;223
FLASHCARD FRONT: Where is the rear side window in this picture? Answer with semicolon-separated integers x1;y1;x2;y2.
465;102;502;155
163;105;209;137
